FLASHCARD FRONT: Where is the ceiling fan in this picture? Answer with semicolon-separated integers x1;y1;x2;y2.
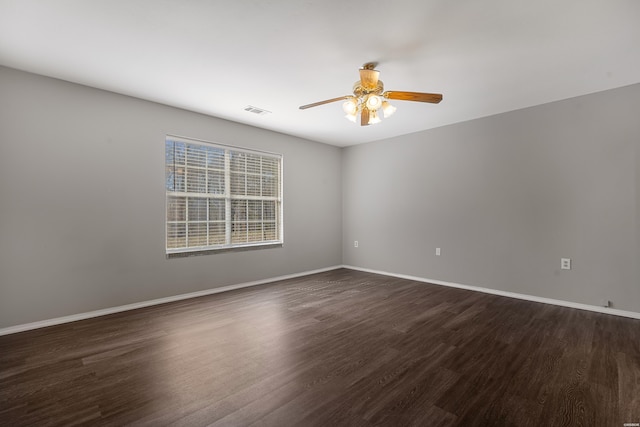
299;62;443;126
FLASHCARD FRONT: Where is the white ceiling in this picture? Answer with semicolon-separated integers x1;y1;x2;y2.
1;1;639;147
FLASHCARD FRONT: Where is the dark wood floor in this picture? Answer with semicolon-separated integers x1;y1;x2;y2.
1;268;639;426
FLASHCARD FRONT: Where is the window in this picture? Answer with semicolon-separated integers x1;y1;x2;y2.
165;135;282;255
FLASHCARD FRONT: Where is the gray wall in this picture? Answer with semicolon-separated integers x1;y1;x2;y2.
2;65;638;329
0;67;343;328
343;83;640;313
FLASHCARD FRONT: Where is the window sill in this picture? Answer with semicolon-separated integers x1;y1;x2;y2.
166;242;283;259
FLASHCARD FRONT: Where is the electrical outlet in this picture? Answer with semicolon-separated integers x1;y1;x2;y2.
354;240;358;248
435;248;441;256
561;258;571;270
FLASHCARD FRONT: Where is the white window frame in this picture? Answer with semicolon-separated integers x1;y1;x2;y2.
165;135;283;256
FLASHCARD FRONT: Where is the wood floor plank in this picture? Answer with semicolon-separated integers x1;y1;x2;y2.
1;268;639;426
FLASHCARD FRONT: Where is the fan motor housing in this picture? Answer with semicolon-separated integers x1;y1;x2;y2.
353;80;384;97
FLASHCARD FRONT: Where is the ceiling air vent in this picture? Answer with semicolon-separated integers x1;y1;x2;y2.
244;105;271;115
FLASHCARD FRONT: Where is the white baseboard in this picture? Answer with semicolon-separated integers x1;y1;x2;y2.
0;265;343;336
4;264;637;336
343;265;640;320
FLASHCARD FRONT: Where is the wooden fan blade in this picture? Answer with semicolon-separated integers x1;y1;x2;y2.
361;107;370;126
383;91;443;103
299;96;350;110
359;69;380;90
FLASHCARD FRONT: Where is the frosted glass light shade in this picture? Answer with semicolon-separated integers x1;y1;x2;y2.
368;110;381;124
366;95;382;110
342;98;358;114
345;112;357;122
382;101;396;118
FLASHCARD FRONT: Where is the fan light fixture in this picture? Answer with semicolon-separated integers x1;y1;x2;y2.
299;62;443;127
341;95;389;125
346;75;394;125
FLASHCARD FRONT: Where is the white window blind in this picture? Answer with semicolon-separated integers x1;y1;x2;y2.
165;136;283;254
